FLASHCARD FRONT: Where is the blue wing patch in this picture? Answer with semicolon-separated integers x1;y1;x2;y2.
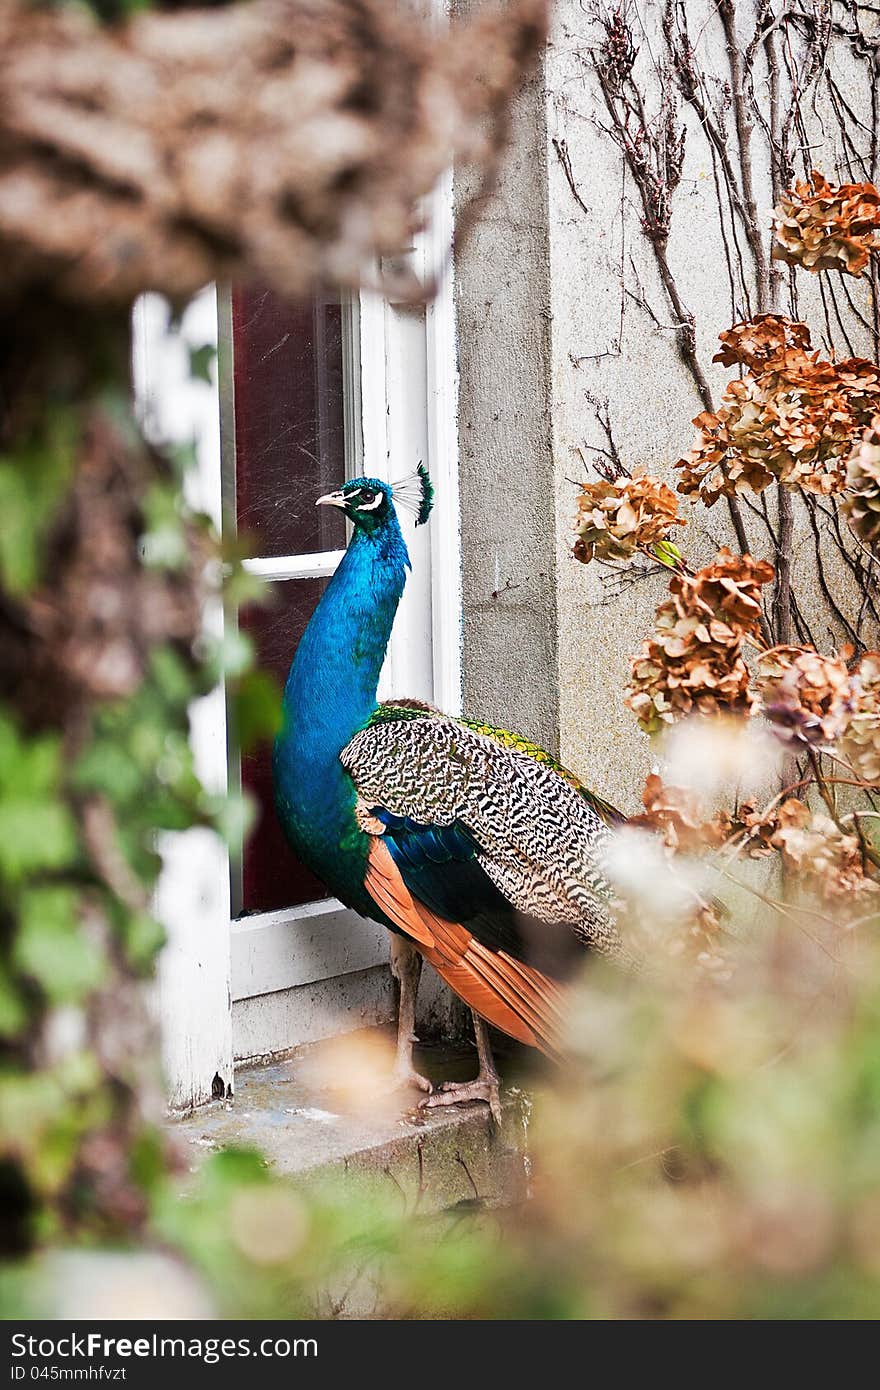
370;808;583;978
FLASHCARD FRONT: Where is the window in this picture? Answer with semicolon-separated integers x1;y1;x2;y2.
137;172;461;1109
229;286;355;916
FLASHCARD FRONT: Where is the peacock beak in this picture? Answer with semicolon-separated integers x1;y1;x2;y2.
316;491;347;510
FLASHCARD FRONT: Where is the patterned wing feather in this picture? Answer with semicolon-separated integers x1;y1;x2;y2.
461;718;628;830
342;710;622;958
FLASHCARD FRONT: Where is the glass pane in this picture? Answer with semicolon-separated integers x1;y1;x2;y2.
238;578;330;915
232;287;349;557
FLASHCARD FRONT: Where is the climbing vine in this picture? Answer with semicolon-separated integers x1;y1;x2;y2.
567;0;880;653
563;1;880;960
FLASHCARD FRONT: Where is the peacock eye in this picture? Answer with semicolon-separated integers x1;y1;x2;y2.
358;487;377;503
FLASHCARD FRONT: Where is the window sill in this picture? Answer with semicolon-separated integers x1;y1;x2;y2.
171;1030;531;1216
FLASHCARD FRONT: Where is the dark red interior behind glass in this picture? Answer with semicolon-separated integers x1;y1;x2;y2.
231;288;347;556
238;581;330;914
232;288;348;915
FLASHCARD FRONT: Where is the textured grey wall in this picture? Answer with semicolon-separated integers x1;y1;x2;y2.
455;67;559;753
455;0;875;813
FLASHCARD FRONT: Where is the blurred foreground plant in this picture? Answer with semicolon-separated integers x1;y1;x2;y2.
8;897;880;1319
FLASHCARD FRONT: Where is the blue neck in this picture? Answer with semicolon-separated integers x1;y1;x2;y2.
273;513;409;884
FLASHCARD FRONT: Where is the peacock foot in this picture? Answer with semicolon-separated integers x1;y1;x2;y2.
418;1077;502;1126
390;1060;433;1096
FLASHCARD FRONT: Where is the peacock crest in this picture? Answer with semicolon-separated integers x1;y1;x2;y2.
392;462;434;526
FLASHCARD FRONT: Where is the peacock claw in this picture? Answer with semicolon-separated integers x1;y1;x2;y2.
418;1078;503;1126
390;1064;433;1095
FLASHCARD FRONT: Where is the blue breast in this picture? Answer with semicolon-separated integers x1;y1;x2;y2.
272;513;410;915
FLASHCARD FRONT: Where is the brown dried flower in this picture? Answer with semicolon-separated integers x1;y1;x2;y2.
712;314;814;373
657;898;728;973
770;799;880;904
631;773;732;852
772;171;880;277
843;417;880;547
0;0;548;306
573;474;685;564
625;549;774;732
676;315;880;505
756;645;853;746
732;800;786;859
839;652;880;783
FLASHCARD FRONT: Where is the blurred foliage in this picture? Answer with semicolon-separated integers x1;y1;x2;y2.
0;411;75;596
0;323;280;1256
151;927;880;1318
160;925;880;1317
6;915;880;1318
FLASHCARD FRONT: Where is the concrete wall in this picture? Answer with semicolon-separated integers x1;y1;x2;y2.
455;66;559;753
455;0;877;813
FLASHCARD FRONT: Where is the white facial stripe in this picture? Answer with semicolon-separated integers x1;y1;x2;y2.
357;492;384;511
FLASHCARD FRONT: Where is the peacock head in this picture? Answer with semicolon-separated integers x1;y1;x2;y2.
316;464;433;535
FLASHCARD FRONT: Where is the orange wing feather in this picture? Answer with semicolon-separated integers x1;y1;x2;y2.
364;838;435;949
364;837;565;1059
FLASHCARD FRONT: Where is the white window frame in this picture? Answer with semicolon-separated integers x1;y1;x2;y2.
135;173;460;1111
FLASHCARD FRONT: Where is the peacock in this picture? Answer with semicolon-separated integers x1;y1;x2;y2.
272;467;629;1120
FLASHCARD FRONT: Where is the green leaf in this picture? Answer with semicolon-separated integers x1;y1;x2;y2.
140;482;188;570
0;411;76;595
233;670;282;751
653;539;683;569
188;343;217;386
203;1147;271;1188
14;888;105;1003
72;741;142;804
149;645;196;707
167;439;200;482
206;629;255;682
0;967;28;1038
0;801;78;881
0;718;63;799
122;911;166;972
205;791;256;850
0;466;40;593
129;1126;167;1191
223;564;266;610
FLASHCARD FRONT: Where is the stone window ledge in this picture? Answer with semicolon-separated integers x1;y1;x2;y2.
171;1031;532;1215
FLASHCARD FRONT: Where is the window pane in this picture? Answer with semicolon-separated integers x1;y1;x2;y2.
238;578;331;915
232;288;349;557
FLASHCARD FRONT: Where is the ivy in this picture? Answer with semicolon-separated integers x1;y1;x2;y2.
14;888;105;1005
0;720;78;884
0;412;75;596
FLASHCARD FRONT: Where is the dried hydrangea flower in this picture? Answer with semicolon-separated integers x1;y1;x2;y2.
843;417;880;547
573;474;685;564
770;799;880;905
772;171;880;277
630;773;732;852
756;645;853;746
626;549;774;733
676;315;880;505
840;652;880;783
713;314;813;372
732;800;786;858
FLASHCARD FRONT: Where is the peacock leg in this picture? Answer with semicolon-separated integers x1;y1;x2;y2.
419;1010;502;1124
389;935;433;1094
